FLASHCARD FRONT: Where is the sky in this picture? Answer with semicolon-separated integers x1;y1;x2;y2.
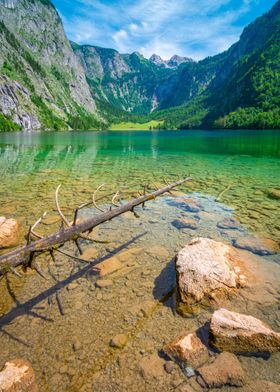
52;0;277;61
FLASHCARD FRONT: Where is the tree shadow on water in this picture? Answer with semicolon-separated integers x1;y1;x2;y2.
0;232;146;346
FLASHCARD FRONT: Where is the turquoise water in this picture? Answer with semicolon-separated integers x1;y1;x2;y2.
0;129;279;241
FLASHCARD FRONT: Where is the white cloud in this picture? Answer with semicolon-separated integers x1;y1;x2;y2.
128;23;139;32
113;29;129;52
54;0;268;60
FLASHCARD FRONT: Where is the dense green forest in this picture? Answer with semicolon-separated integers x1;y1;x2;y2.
0;113;21;131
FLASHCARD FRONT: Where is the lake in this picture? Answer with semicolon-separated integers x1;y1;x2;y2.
0;129;279;391
0;129;279;239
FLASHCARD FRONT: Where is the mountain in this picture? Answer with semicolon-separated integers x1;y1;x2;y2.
73;1;279;130
0;0;102;130
149;54;194;68
73;43;207;115
149;0;280;129
72;43;178;114
0;0;279;131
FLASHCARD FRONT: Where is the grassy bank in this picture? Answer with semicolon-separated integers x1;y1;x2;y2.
109;120;164;131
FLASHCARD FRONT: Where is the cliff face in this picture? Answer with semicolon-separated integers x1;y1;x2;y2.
72;43;196;114
0;0;98;130
73;42;220;115
73;44;180;114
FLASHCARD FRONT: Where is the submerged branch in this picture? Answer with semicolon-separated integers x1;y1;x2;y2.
216;184;232;202
0;177;192;277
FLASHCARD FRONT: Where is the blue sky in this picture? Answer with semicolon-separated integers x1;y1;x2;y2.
52;0;277;60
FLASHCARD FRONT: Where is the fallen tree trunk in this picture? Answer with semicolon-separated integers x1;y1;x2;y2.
0;177;192;276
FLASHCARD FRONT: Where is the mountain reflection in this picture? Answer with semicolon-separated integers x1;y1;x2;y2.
0;130;280;176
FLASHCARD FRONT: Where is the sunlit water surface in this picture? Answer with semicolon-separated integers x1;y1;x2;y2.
0;130;279;391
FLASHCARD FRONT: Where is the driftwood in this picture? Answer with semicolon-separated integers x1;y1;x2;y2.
216;184;232;202
0;177;192;277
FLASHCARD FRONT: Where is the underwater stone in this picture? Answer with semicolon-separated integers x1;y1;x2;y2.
197;352;245;388
109;334;128;349
183;366;195;378
233;236;279;256
217;217;240;230
209;308;280;353
172;218;198;230
267;188;280;200
164;331;209;368
138;354;166;380
182;198;201;213
164;361;175;374
0;359;38;392
0;216;19;248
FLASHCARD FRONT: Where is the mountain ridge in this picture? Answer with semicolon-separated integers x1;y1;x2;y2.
0;0;279;130
0;0;102;130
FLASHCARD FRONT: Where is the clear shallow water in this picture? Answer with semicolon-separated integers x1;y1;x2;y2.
0;130;280;391
0;129;279;241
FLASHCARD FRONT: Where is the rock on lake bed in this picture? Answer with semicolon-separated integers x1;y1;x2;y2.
209;308;280;353
175;238;249;314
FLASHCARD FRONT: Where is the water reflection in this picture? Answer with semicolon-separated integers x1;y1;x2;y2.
1;129;280;155
0;130;280;177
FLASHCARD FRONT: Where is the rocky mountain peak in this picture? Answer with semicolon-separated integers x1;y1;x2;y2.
167;55;194;67
132;51;144;58
149;54;166;67
149;53;194;68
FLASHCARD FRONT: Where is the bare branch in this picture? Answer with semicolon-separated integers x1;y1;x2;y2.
31;261;47;280
73;209;79;226
111;191;120;207
10;266;22;278
74;239;83;255
55;184;71;227
30;211;47;239
0;177;192;276
92;184;106;212
26;226;32;245
216;184;232;202
78;234;109;244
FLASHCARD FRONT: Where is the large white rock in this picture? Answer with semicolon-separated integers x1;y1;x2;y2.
176;238;247;314
209;308;280;353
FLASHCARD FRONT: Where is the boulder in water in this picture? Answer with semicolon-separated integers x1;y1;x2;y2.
182;198;201;213
172;218;198;230
176;238;248;314
209;308;280;353
267;188;280;200
138;354;166;380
